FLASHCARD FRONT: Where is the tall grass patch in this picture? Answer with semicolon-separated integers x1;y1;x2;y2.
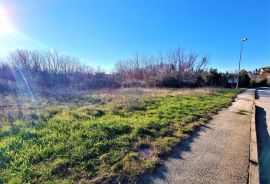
0;89;240;183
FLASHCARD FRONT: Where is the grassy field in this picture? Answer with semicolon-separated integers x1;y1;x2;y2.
0;88;240;183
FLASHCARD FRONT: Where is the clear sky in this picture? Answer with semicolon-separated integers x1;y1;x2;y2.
0;0;269;72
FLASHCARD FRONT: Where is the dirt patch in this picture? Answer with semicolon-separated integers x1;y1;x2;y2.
139;145;154;158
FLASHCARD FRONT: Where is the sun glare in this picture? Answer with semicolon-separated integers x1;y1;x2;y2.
0;7;14;35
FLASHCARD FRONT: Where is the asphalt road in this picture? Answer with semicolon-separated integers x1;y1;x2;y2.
255;87;270;184
140;90;254;184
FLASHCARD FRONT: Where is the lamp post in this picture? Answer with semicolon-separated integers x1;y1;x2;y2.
236;38;247;90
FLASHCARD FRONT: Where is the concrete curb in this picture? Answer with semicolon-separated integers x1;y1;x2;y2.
249;96;259;184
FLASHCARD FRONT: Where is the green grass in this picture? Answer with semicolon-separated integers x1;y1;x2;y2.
0;88;240;183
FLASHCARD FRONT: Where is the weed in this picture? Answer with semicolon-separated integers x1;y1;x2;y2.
237;109;249;115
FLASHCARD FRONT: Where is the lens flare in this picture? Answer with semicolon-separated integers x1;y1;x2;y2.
0;6;14;35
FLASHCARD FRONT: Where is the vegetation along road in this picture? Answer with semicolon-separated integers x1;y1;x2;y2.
0;88;241;183
140;89;254;184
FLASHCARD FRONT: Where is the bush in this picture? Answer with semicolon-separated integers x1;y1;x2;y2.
0;81;11;93
250;78;270;88
121;80;149;88
256;78;269;87
238;70;251;87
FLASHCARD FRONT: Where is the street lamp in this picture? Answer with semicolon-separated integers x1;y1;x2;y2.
236;38;248;90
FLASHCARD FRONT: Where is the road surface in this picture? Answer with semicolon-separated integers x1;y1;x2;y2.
140;90;254;184
255;87;270;184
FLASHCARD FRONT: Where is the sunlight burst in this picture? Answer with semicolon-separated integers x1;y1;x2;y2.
0;7;14;35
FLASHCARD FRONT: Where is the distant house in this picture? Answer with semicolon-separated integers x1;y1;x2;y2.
260;66;270;75
228;76;237;84
257;66;270;80
227;75;237;87
247;71;257;80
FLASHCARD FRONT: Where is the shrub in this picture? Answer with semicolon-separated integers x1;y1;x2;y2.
121;80;149;88
0;81;11;94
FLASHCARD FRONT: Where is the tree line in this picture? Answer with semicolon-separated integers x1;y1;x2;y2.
0;48;255;95
0;49;118;94
115;48;208;87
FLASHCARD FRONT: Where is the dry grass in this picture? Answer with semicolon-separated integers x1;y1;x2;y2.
0;87;220;127
93;87;219;98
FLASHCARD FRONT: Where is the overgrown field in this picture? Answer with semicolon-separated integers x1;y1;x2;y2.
0;88;240;183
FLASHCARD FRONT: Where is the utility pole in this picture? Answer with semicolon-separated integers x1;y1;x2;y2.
236;38;247;90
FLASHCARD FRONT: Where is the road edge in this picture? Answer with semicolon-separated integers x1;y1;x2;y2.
249;92;259;184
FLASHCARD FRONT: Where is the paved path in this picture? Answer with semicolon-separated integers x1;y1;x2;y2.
255;88;270;184
140;90;254;184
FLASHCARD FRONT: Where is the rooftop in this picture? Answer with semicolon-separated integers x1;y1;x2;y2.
261;66;270;69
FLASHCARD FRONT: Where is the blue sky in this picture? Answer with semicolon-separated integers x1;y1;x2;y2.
0;0;269;72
